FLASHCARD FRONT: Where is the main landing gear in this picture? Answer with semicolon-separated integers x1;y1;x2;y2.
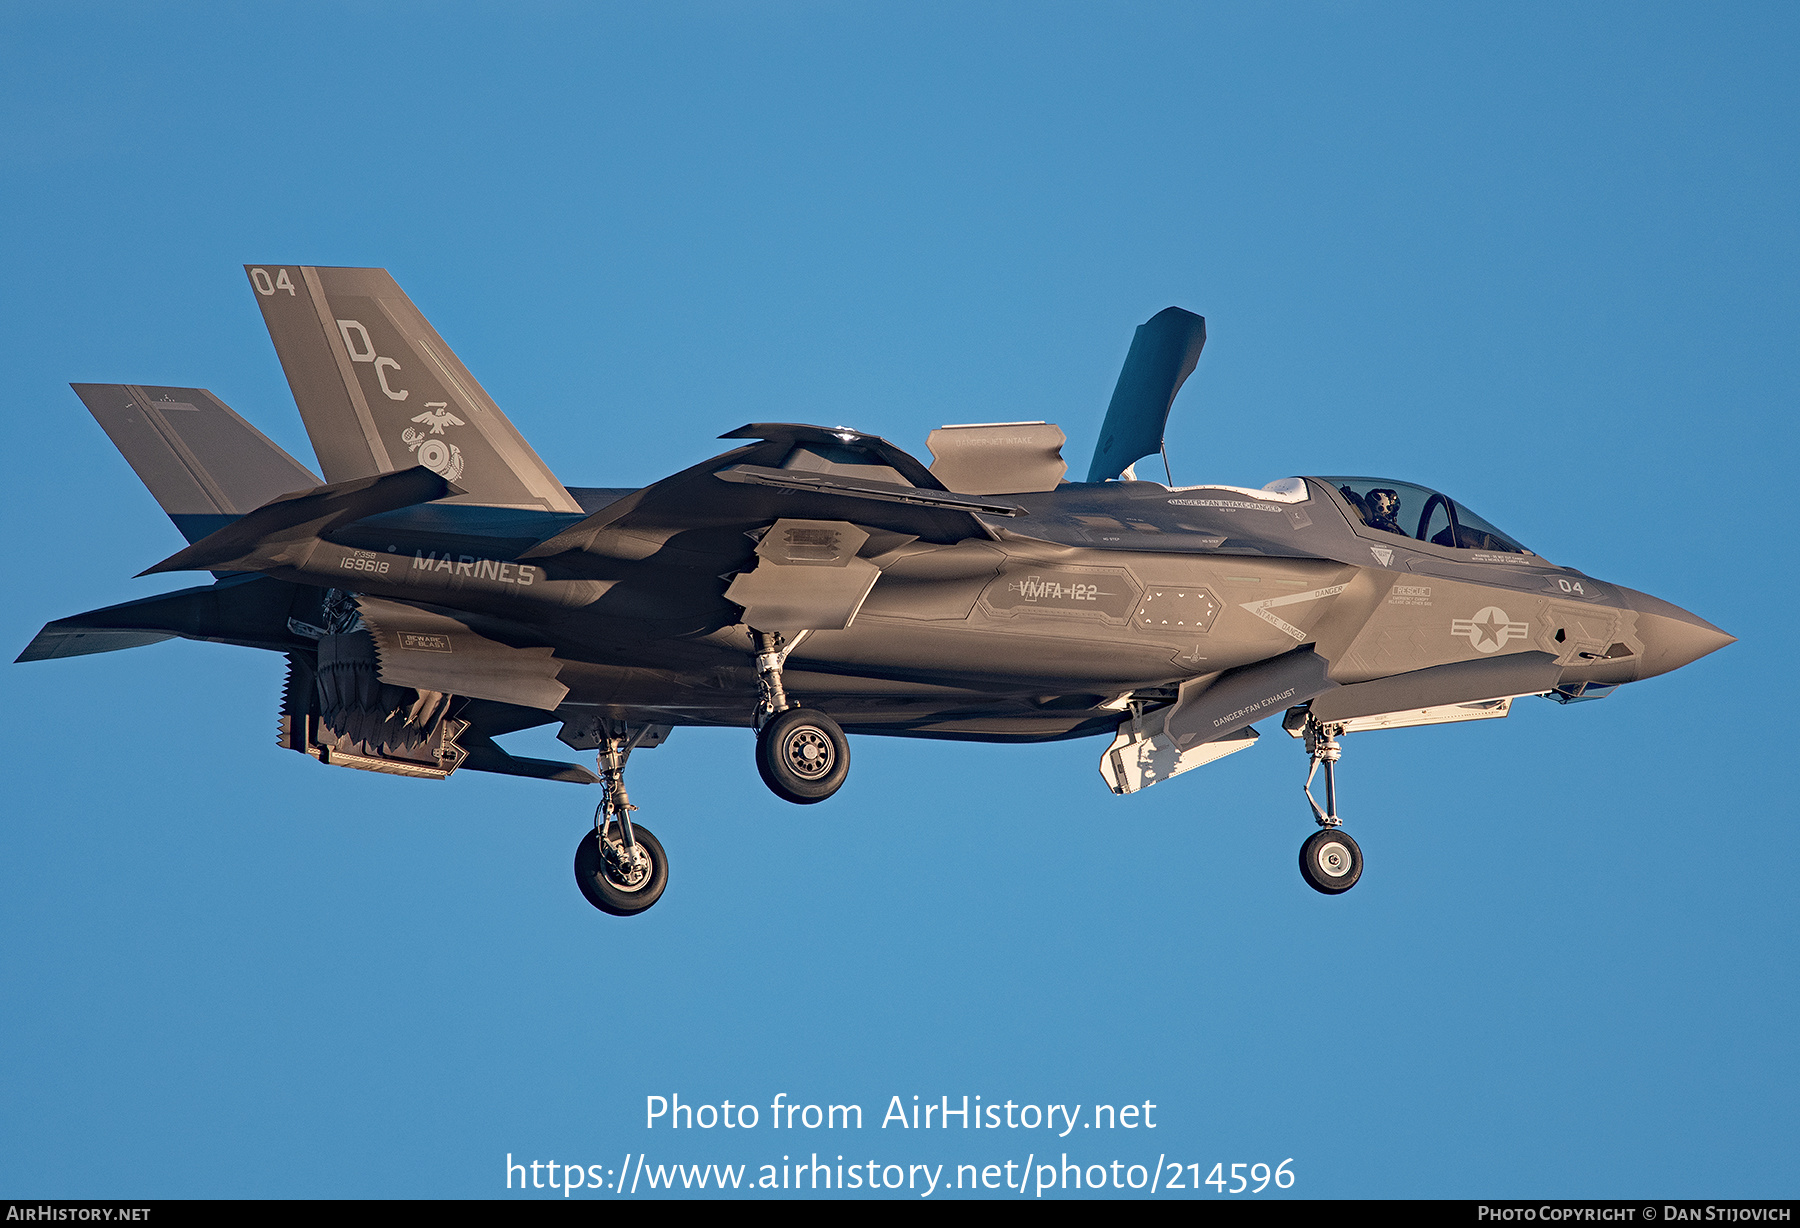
749;629;850;805
1295;714;1363;895
574;725;668;915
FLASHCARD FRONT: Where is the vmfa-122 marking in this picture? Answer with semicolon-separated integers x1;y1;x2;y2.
19;272;1734;911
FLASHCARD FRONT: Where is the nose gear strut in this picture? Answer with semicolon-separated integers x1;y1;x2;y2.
1293;712;1364;895
1302;715;1344;829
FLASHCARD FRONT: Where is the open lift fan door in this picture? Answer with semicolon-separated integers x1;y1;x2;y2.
926;422;1068;495
1086;307;1207;484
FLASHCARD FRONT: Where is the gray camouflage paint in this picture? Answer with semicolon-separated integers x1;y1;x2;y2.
19;271;1734;786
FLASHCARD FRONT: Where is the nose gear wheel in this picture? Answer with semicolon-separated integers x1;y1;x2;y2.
1299;827;1362;895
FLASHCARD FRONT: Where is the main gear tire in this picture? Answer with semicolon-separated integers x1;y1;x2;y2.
1299;828;1363;895
755;708;850;804
574;824;669;916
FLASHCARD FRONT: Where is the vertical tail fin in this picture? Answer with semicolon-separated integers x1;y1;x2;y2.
244;265;581;512
71;384;322;543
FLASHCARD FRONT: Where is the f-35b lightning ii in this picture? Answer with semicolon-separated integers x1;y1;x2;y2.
19;266;1734;913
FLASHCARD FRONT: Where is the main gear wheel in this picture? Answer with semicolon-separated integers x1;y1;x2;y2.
755;707;850;804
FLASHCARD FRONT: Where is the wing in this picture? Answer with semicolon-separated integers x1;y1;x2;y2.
524;424;1015;563
518;423;1023;639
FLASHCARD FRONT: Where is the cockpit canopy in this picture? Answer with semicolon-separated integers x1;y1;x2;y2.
1323;477;1532;555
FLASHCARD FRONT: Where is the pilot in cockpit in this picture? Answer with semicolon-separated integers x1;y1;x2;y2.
1365;488;1406;536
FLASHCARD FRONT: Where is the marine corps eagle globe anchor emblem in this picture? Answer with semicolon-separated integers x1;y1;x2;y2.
402;402;465;481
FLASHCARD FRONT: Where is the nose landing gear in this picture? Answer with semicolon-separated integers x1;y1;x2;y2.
1294;714;1363;895
1299;827;1363;895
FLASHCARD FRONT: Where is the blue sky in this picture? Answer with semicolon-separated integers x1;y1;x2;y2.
2;2;1794;1199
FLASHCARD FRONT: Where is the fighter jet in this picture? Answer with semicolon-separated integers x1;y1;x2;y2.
18;266;1734;913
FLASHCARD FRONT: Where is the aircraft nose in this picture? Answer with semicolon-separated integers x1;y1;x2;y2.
1617;587;1735;680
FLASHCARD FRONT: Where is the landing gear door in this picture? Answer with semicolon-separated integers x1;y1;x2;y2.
723;519;884;634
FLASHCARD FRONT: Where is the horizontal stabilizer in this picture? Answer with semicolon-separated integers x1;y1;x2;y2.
16;575;309;663
1086;307;1206;484
245;264;581;512
142;466;449;576
16;626;175;662
72;384;321;543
